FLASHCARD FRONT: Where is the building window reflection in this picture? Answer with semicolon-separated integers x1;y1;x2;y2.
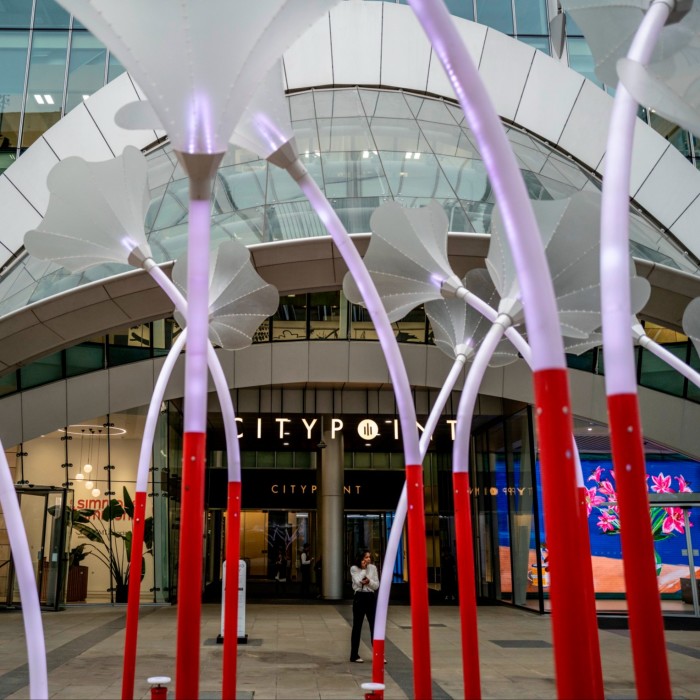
21;30;68;148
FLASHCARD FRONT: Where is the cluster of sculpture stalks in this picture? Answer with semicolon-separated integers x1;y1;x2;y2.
2;1;700;699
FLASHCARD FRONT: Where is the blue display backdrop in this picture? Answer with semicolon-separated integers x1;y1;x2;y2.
523;454;700;595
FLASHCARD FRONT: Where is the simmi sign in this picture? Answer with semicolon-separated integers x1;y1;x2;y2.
233;414;456;451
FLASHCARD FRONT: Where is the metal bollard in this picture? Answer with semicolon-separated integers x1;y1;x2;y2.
361;681;385;700
147;675;171;700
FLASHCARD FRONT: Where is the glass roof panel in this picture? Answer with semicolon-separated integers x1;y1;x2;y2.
0;86;697;317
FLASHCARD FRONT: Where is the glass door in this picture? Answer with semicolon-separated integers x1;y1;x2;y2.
8;487;71;610
344;513;388;580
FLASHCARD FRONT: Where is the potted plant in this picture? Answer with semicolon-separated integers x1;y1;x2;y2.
66;544;89;602
71;487;154;603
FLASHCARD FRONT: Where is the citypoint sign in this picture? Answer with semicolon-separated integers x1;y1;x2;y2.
234;414;457;450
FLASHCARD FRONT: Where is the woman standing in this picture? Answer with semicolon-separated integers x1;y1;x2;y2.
349;550;379;663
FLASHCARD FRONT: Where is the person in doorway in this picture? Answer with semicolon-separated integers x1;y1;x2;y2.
300;543;314;597
314;556;323;599
274;548;288;595
349;549;379;663
441;546;457;601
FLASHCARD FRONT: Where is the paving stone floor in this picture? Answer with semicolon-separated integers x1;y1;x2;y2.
0;602;698;699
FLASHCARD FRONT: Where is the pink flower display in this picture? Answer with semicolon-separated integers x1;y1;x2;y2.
675;475;692;493
587;467;693;545
585;487;606;516
651;473;673;493
662;508;685;535
597;510;618;533
588;466;603;483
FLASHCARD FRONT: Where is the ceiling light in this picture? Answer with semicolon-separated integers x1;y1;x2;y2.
405;152;413;159
85;480;94;490
91;488;101;497
413;152;421;159
43;94;54;105
362;150;369;158
83;463;93;474
33;95;45;105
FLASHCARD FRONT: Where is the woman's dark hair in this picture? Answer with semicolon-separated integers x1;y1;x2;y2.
354;549;370;567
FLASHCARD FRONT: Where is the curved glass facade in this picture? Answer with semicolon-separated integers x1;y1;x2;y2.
0;86;697;319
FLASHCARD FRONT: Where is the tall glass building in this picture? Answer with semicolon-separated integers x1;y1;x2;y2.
0;0;698;615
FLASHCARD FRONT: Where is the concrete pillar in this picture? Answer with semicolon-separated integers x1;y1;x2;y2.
320;420;344;599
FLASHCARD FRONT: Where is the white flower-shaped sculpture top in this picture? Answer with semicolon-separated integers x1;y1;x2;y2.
230;61;294;160
342;201;460;323
24;146;151;272
57;0;339;154
172;240;279;350
488;190;649;338
682;296;700;357
560;2;692;80
617;7;700;139
425;268;519;366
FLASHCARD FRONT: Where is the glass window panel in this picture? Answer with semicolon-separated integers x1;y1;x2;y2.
476;0;514;34
368;117;429;153
566;38;603;88
107;324;152;366
393;305;426;343
65;341;104;377
152;319;179;357
515;0;547;35
440;199;474;232
65;32;106;113
212;209;266;245
272;294;307;341
363;90;413;120
438;155;489;201
321;151;389;199
33;0;70;28
0;370;18;397
445;0;474;21
289;91;315;121
292;118;321;156
0;31;30;154
639;345;686;396
381;151;457;199
21;31;68;148
414;99;454;125
650;112;691;158
461;199;494;231
215;160;268;213
317;117;374;152
20;351;63;389
309;291;342;340
325;88;365;119
265;200;327;241
418;121;466;157
107;52;125;82
687;345;700;402
1;1;33;27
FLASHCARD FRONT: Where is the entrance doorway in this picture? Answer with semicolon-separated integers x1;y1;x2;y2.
205;508;319;598
3;487;72;610
345;512;400;584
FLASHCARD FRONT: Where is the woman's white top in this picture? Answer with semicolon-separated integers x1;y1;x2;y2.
350;563;380;593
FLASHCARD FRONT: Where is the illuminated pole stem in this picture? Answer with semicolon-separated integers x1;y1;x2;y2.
600;3;673;697
122;330;187;700
373;352;467;690
453;317;512;699
146;259;242;700
0;446;48;699
280;158;431;698
406;2;600;696
174;152;223;700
